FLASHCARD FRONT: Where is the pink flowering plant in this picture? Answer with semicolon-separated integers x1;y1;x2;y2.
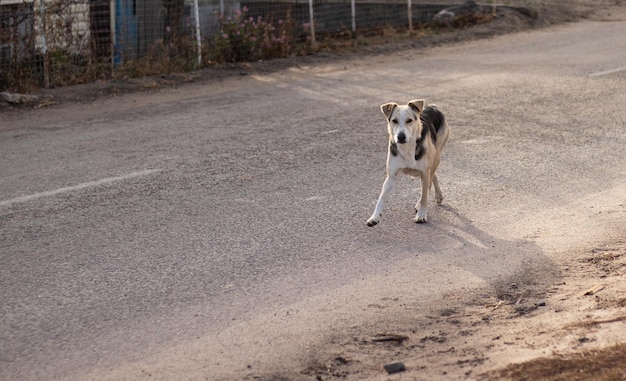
208;7;296;63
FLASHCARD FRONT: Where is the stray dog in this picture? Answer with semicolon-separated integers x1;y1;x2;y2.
367;100;449;226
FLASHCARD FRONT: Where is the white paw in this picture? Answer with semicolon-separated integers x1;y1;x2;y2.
436;194;444;205
414;209;428;223
414;215;428;223
367;213;380;227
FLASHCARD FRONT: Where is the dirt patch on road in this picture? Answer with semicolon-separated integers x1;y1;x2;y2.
291;238;626;380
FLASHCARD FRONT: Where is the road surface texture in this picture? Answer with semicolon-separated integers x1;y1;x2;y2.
2;4;626;381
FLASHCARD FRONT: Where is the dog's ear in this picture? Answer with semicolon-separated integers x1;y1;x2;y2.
408;99;425;113
380;102;398;120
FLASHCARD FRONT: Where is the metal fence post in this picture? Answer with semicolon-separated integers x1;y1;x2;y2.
110;0;116;68
308;0;316;43
39;0;50;88
193;0;201;68
351;0;356;33
407;0;413;34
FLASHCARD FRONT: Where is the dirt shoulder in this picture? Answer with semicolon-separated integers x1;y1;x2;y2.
1;0;623;111
297;236;626;380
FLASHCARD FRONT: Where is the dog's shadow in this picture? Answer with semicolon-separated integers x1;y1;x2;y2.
362;199;560;304
446;202;556;281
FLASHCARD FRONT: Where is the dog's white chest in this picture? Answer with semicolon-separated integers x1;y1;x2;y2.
392;145;428;177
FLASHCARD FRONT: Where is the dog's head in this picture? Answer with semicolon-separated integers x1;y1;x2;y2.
380;99;425;145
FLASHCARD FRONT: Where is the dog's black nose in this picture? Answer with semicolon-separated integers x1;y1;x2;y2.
397;132;406;144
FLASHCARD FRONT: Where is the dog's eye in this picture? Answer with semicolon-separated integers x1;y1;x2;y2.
391;118;398;124
406;119;413;123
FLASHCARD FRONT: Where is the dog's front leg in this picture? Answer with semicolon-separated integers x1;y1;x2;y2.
414;173;431;223
367;175;396;227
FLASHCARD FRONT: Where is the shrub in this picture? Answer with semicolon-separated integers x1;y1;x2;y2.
207;7;297;63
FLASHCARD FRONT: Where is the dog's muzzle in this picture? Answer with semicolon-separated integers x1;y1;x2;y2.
396;132;407;144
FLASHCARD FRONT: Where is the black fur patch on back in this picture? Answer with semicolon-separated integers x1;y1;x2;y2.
389;141;398;157
420;106;446;135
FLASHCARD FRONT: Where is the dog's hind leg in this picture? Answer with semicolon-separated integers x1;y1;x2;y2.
367;175;396;227
414;173;431;223
430;152;444;205
432;173;444;205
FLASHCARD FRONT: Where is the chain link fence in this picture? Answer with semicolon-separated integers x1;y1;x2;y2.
0;0;455;91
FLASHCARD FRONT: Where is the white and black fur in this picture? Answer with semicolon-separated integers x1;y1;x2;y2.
367;99;449;226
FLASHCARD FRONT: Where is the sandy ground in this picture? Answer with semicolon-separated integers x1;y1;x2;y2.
3;1;626;380
299;238;626;380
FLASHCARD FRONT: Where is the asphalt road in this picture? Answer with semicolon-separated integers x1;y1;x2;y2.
1;14;626;380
